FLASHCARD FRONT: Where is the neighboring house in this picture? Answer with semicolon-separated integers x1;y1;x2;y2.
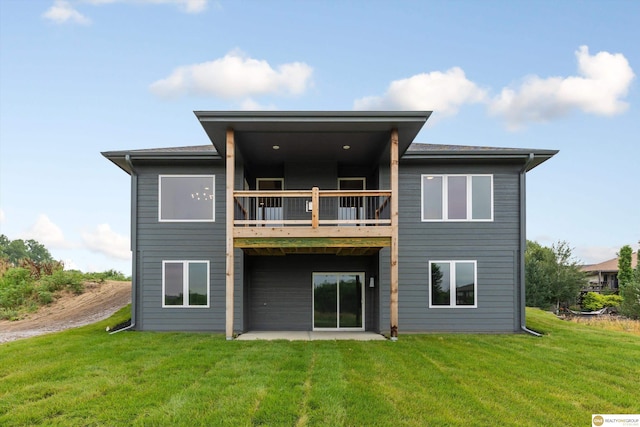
102;111;557;339
581;252;638;293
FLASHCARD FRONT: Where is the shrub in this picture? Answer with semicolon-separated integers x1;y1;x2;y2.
0;265;93;318
581;292;623;311
18;259;63;280
0;268;35;310
40;270;84;294
36;289;54;305
0;258;11;277
83;269;130;282
620;281;640;319
0;307;19;320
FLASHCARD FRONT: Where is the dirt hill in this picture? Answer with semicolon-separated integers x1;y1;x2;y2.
0;280;131;343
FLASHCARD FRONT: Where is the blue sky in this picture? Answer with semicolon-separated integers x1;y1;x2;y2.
0;0;638;274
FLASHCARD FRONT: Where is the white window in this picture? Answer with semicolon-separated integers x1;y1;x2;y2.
429;261;477;308
159;175;215;222
421;175;493;221
162;261;210;308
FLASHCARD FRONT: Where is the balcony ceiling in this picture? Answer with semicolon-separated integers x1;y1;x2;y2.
195;111;430;165
237;131;389;165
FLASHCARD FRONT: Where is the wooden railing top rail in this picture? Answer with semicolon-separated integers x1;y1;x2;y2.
234;190;392;198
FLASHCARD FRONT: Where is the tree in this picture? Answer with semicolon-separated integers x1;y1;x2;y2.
0;235;54;265
525;240;587;312
0;234;9;259
635;242;640;283
24;239;54;263
619;244;640;319
525;241;555;308
617;245;634;289
6;240;28;265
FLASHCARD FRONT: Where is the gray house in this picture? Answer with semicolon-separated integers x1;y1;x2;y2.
102;111;557;339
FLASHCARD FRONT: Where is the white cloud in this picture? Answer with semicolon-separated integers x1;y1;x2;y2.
82;224;130;260
353;67;487;119
43;0;91;25
576;245;625;265
0;208;5;224
488;46;635;130
84;0;210;14
20;215;70;248
43;0;209;25
239;98;277;111
149;50;314;99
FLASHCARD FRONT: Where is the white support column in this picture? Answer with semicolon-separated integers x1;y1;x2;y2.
225;128;235;340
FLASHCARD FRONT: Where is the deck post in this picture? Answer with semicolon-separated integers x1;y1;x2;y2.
311;187;319;228
226;128;235;340
390;128;399;340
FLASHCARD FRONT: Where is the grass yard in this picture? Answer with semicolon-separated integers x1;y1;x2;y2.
1;308;639;426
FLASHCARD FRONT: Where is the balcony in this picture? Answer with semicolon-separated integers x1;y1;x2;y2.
232;188;392;255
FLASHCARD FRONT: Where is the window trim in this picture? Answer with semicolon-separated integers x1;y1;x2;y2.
421;174;493;222
428;260;478;308
162;260;210;308
158;175;216;222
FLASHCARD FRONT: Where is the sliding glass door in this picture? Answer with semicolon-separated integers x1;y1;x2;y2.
313;272;364;330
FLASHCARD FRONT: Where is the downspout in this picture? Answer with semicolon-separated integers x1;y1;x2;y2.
520;153;542;337
111;154;137;334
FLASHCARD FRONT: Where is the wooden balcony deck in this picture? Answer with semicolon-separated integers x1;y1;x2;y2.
232;188;392;255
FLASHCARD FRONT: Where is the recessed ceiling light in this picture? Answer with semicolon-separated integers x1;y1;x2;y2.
272;145;280;150
343;145;351;150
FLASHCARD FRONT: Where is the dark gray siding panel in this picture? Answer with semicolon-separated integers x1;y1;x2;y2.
246;256;311;331
386;161;523;333
134;161;241;332
378;248;390;332
284;162;338;190
245;255;378;331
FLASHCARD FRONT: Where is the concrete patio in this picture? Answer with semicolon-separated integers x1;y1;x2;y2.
235;331;387;341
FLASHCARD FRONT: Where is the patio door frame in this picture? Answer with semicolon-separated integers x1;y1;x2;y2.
312;272;365;331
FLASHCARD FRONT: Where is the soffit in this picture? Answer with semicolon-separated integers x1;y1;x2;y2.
195;111;431;164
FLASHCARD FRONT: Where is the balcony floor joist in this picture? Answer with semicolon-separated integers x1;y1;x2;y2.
235;236;390;257
233;226;393;239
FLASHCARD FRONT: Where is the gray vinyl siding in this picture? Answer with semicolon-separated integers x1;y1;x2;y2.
285;162;338;189
381;160;523;333
244;255;378;332
133;160;243;332
131;153;524;334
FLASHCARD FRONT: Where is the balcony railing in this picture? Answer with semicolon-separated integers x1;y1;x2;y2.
234;188;391;228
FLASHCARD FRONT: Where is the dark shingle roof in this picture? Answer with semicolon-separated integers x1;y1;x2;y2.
103;142;557;175
123;144;217;154
102;145;219;174
405;142;558;171
407;142;541;152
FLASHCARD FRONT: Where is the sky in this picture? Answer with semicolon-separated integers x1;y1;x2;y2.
0;0;638;275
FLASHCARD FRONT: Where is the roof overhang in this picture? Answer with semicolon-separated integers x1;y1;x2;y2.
403;144;558;172
101;146;220;175
194;111;431;165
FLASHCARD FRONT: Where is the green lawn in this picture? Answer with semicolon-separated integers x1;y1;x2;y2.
1;308;638;426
